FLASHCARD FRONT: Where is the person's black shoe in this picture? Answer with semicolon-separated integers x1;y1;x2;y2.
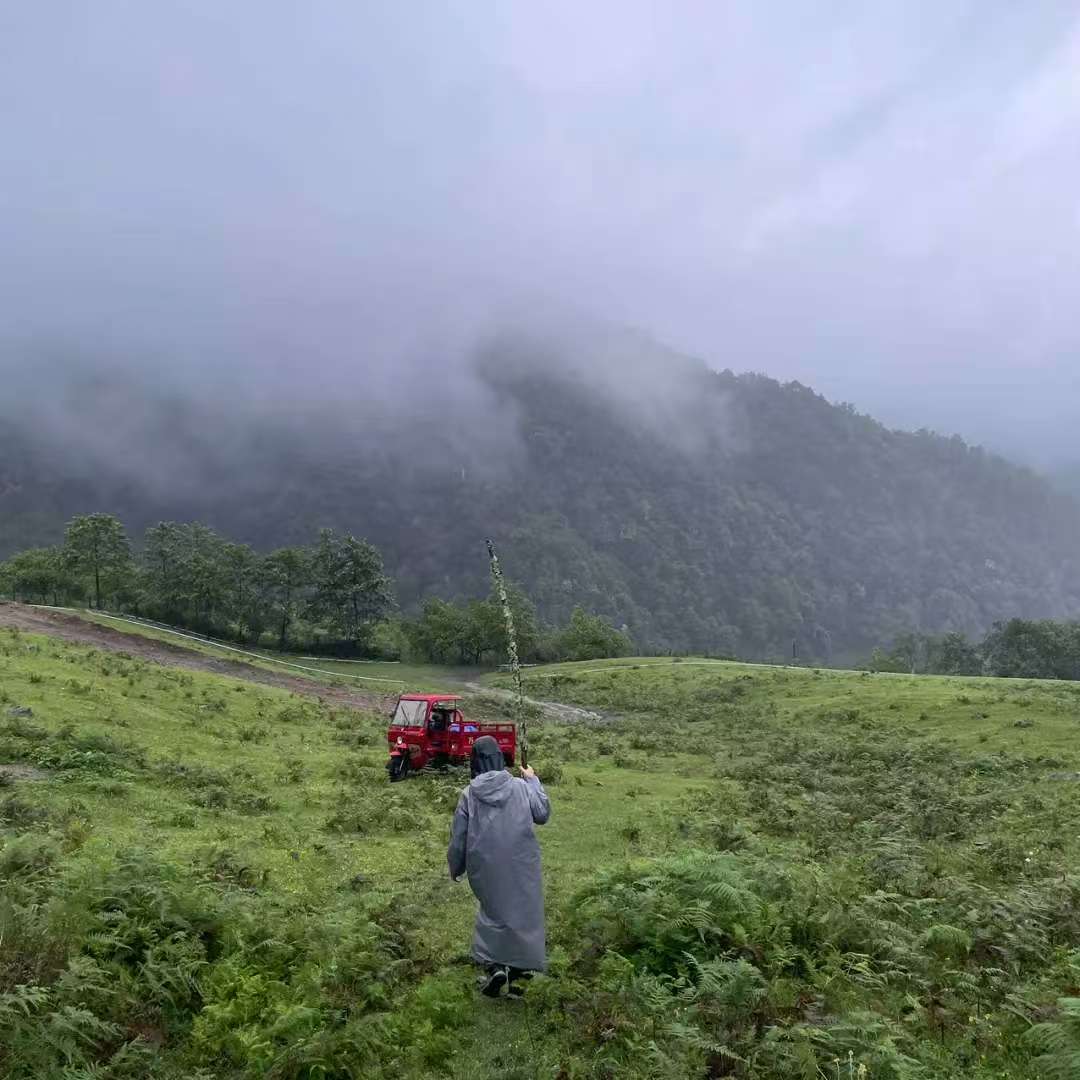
507;983;525;997
479;966;509;997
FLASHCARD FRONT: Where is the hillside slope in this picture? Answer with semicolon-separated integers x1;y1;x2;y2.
5;629;1080;1076
3;331;1079;657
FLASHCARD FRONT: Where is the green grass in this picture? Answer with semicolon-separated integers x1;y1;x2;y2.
72;608;474;691
4;638;1080;1077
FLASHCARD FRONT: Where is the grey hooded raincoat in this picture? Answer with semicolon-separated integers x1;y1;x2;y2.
447;767;551;971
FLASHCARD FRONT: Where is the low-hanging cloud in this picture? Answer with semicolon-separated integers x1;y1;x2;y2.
2;2;1080;468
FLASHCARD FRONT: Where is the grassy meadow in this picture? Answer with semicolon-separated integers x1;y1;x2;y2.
73;608;472;691
3;630;1080;1078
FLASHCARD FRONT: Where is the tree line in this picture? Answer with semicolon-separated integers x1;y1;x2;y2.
865;620;1080;680
0;513;632;664
404;595;632;666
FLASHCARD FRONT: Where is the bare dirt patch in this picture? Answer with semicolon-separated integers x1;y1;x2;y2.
0;602;392;714
0;763;50;782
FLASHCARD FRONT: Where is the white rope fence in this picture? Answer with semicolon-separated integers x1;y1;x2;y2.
31;606;409;686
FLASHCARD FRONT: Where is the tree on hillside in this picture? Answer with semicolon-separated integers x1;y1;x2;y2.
260;546;311;650
307;529;393;649
223;542;260;640
143;522;187;620
142;521;230;629
0;546;82;605
402;586;535;666
890;632;925;675
497;582;540;663
865;646;910;674
404;587;619;666
453;586;540;666
557;606;633;661
932;631;982;676
457;599;505;665
982;619;1080;680
405;598;466;664
64;513;131;609
184;523;230;628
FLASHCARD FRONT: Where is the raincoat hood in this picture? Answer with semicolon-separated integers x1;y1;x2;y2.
470;735;505;778
469;769;514;806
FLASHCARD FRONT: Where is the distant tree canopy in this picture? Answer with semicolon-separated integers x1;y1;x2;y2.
260;545;311;650
0;546;77;606
0;514;631;664
64;513;132;610
981;620;1080;681
308;529;393;649
0;516;393;655
555;606;633;662
402;583;544;666
865;619;1080;681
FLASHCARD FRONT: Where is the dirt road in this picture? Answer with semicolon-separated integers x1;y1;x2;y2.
464;680;613;726
0;602;392;713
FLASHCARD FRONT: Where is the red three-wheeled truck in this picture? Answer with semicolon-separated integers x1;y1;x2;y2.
385;694;516;781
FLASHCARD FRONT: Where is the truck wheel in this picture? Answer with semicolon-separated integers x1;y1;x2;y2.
388;755;409;782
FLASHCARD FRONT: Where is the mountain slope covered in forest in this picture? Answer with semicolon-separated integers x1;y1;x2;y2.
3;331;1078;659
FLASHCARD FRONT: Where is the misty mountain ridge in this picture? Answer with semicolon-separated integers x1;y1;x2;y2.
4;327;1079;660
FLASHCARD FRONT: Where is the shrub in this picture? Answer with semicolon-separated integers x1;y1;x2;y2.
0;851;225;1076
276;700;323;725
191;905;411;1077
200;846;268;890
555;849;980;1076
1025;995;1080;1079
538;761;563;785
324;790;427;836
275;758;307;784
0;834;60;882
0;795;49;828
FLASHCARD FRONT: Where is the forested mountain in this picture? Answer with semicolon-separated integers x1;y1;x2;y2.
3;330;1079;660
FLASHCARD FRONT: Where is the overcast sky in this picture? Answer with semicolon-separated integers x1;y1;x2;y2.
3;2;1080;465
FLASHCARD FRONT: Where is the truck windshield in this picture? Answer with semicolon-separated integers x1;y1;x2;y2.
392;699;427;727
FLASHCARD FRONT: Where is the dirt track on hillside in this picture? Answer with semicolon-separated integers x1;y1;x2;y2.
464;680;615;727
0;602;392;713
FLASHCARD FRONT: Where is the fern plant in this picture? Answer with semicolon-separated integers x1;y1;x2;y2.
1024;997;1080;1079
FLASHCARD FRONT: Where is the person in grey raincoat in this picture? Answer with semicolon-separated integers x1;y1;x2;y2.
447;735;550;996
